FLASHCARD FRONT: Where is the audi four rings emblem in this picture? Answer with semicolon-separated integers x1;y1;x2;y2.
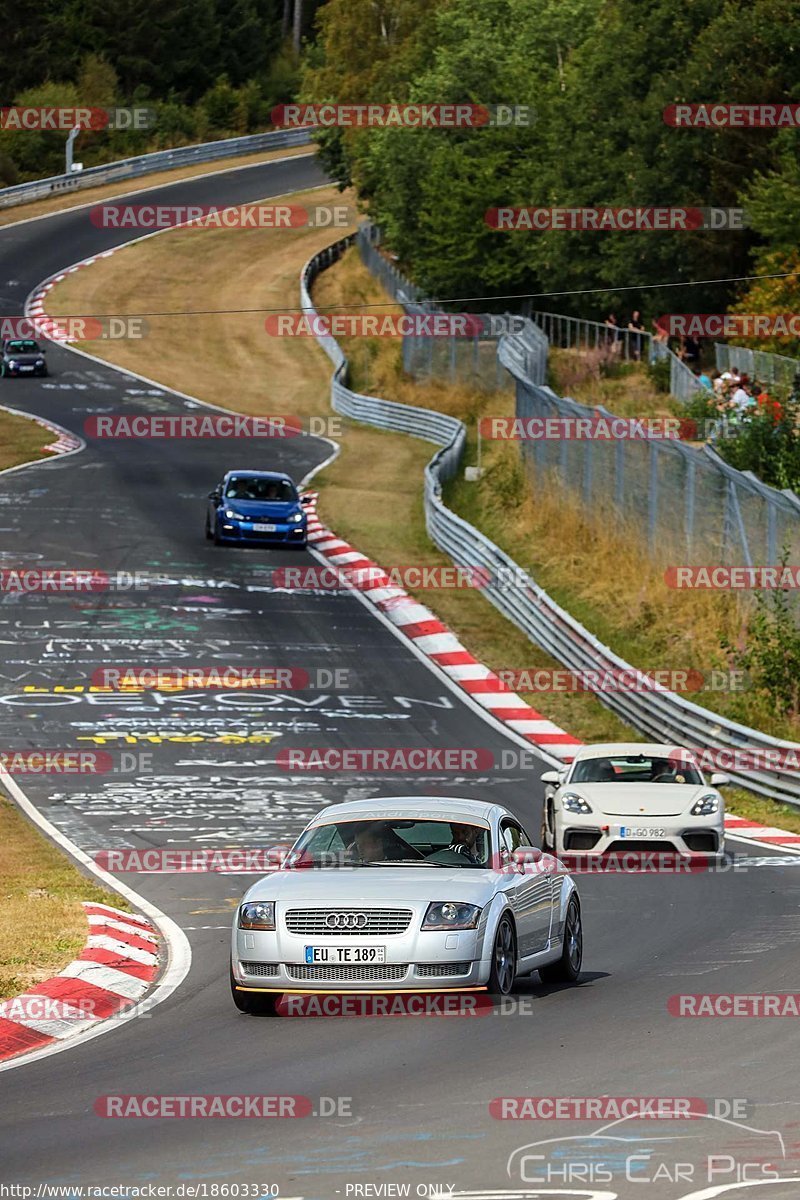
325;911;368;929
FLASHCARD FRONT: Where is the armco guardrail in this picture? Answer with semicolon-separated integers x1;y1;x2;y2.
0;128;312;210
301;233;800;805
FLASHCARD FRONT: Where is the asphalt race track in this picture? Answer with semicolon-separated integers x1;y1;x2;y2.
1;152;800;1200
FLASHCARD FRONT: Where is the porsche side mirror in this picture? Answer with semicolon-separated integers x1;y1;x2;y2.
710;772;730;787
540;770;560;785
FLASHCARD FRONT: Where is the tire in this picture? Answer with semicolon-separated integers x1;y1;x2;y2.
230;965;279;1015
213;517;223;546
539;896;582;985
487;914;517;996
205;515;213;541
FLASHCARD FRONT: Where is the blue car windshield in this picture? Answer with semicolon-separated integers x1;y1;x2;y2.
6;341;40;354
225;478;296;502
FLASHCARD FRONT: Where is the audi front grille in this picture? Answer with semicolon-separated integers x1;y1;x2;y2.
286;963;410;982
284;908;413;936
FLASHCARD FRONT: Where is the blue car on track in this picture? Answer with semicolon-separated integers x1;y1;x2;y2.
205;470;309;547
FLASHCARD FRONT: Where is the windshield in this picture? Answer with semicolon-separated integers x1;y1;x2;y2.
570;754;703;785
224;477;296;502
287;818;492;868
6;341;40;354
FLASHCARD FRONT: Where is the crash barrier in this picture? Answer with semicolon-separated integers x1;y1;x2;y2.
715;342;800;393
301;233;800;806
0;128;313;210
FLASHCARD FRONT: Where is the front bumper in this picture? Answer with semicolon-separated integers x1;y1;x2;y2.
217;520;307;545
232;925;490;993
4;365;47;377
556;811;724;856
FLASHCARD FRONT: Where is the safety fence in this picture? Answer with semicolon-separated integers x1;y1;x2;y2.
301;232;800;806
0;128;313;210
715;342;800;393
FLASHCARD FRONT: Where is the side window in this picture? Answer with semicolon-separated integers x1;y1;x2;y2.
501;821;534;851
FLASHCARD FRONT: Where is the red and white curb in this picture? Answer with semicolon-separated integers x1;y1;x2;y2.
303;492;581;762
303;493;800;852
27;250;120;343
0;901;159;1063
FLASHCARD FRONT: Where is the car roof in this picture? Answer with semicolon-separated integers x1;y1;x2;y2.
308;796;509;827
572;742;694;761
223;470;293;481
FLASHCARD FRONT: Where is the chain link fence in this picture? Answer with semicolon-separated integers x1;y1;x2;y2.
715;342;800;393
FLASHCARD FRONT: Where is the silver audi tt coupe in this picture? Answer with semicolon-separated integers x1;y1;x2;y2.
230;796;583;1014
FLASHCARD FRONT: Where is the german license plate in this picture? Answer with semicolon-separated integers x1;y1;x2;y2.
618;826;667;838
304;945;386;964
252;523;277;532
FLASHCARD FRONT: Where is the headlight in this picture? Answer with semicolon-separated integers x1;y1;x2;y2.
7;360;17;369
562;792;592;814
691;793;719;816
238;901;275;930
421;901;481;930
225;509;246;520
288;511;304;524
36;359;44;367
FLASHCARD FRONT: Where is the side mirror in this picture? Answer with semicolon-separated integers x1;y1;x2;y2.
710;772;730;787
300;494;314;506
540;770;561;785
510;847;543;872
208;490;221;501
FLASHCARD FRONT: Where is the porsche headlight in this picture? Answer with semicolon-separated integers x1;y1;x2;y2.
238;901;275;930
421;901;481;930
562;792;592;814
691;793;719;816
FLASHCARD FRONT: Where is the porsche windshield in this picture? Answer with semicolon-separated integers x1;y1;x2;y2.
288;818;491;867
570;754;703;785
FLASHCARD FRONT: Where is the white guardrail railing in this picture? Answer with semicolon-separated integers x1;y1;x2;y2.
0;128;313;210
302;234;800;806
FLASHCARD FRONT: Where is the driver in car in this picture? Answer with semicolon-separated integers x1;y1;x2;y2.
446;823;483;864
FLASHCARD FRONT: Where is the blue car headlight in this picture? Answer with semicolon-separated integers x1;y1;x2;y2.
287;511;304;524
225;509;246;520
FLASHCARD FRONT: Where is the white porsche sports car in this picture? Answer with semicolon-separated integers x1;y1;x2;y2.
230;796;583;1015
539;742;729;857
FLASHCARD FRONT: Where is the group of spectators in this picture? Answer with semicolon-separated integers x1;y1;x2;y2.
603;311;647;359
694;366;783;432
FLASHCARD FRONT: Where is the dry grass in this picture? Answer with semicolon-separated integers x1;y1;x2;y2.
0;794;127;999
548;347;673;420
0;145;315;227
0;406;60;471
